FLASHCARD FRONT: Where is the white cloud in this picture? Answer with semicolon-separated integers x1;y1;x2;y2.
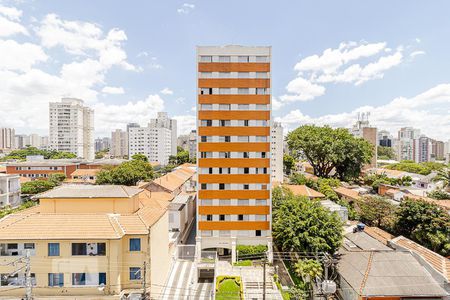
280;41;410;105
410;50;425;58
0;39;47;71
275;84;450;140
101;86;124;94
174;115;196;135
160;87;173;95
0;5;23;20
0;16;28;36
177;3;195;14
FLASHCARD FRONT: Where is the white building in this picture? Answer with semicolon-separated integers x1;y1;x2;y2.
0;128;15;150
128;125;172;165
271;122;283;182
111;129;128;158
0;174;20;207
188;130;197;159
149;112;177;156
14;134;49;149
95;137;111;152
49;98;94;160
414;136;432;163
397;127;420;161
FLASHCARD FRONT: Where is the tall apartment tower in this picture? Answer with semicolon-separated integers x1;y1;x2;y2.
0;128;15;150
271;122;284;182
149;112;177;156
128;124;172;165
196;46;272;262
398;127;420;161
351;113;377;168
49;98;94;160
414;136;432;163
111;129;128;158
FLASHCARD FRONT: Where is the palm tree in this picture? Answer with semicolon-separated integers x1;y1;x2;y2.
294;259;323;283
433;168;450;192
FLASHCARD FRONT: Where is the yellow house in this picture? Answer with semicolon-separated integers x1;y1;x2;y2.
0;185;171;299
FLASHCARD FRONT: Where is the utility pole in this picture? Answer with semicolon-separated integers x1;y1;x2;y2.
262;252;267;300
25;250;32;300
141;261;147;300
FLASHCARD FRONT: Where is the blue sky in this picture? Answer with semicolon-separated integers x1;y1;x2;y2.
0;0;449;140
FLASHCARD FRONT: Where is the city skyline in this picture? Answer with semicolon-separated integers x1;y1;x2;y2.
0;1;449;140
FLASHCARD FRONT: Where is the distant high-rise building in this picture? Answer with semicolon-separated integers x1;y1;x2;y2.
49;98;94;160
378;130;393;147
188;130;197;159
95;137;111;152
271;122;283;182
177;134;189;151
0;128;15;150
14;134;48;149
128;119;173;165
149;112;177;156
414;136;432;163
398;127;420;161
351;113;377;168
111;129;128;158
196;45;273;262
431;140;445;160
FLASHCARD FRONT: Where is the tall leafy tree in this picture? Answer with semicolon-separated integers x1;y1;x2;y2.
283;154;296;175
96;158;154;186
377;146;396;160
433;168;450;192
21;180;56;195
395;198;450;256
287;125;373;180
272;194;343;254
358;196;396;229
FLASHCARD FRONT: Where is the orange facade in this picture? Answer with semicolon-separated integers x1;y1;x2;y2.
198;94;270;104
198;62;270;72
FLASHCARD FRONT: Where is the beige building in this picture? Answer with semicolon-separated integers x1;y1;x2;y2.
111;129;128;158
0;185;171;299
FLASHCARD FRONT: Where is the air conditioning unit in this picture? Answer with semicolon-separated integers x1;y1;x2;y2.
321;280;336;294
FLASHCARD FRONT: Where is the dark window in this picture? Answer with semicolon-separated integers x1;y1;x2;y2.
207;215;212;221
238;215;244;221
243;152;249;158
99;273;106;285
48;243;60;256
219;168;223;174
261;152;266;158
256;230;262;237
206;120;212;126
219;215;225;221
225;136;231;142
201;136;207;142
129;238;141;251
209;168;213;174
244;120;249;126
72;243;87;255
96;243;106;256
219;183;225;190
244;168;249;174
7;244;18;250
243;184;249;190
24;243;34;249
201;183;207;190
130;267;141;280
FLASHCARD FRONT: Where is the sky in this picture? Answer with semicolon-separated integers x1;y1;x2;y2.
0;0;449;140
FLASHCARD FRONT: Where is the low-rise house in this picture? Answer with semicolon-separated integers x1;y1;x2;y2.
284;184;325;199
144;167;196;197
6;160;79;179
320;199;348;222
0;174;20;207
0;185;171;298
65;168;100;184
334;186;361;203
337;229;448;299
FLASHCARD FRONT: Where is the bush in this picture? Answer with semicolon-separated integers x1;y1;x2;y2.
215;276;243;300
21;180;55;195
427;189;450;200
233;260;252;266
236;245;267;258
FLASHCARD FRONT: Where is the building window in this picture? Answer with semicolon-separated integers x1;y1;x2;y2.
244;168;249;174
256;72;268;78
200;56;212;62
72;273;86;286
219;104;231;110
256;230;262;237
238;104;249;110
72;243;86;255
206;215;212;221
225;136;231;142
238;56;249;62
219;183;225;190
238;215;244;221
200;88;213;95
130;267;141;280
219;215;225;221
219;88;231;95
256;88;267;95
201;136;207;142
243;152;249;159
99;273;106;285
220;120;231;127
201;104;213;110
48;273;64;287
255;56;268;62
200;72;212;78
48;243;60;256
201;183;207;190
219;72;231;78
243;184;249;190
219;56;231;62
238;72;249;78
238;88;249;95
129;238;141;251
72;243;106;256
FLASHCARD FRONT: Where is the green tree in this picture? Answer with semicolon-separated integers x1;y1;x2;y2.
385;161;445;176
358;196;396;229
433;168;450;192
287;125;372;180
273;195;343;254
283;154;296;175
427;189;450;200
271;186;294;210
395;198;450;256
48;173;66;185
294;259;323;283
377;146;396;160
131;153;149;162
0;146;76;161
21;180;55;195
96;158;154;186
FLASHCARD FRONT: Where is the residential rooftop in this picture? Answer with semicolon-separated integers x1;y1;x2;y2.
35;184;143;199
284;184;325;198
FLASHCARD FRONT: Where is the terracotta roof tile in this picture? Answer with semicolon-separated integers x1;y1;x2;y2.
364;227;394;245
334;186;361;201
284;185;325;198
152;167;195;192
